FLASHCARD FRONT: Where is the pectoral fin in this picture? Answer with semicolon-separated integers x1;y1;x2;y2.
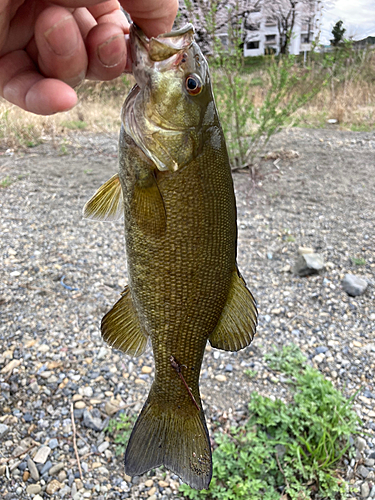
101;286;148;357
132;171;167;236
83;174;123;221
209;268;257;351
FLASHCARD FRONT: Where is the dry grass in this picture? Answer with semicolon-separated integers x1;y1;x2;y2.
1;51;375;152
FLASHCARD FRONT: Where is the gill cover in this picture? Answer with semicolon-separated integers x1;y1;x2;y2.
122;24;211;173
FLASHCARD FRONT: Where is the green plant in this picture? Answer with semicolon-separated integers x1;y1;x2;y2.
61;120;87;130
0;176;13;188
351;257;366;266
244;369;257;378
180;344;360;500
105;412;136;456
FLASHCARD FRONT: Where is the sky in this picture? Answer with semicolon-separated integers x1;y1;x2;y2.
320;0;375;44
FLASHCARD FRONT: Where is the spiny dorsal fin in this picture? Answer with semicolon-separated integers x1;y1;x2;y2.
101;286;148;357
132;172;166;236
83;173;123;221
209;268;257;352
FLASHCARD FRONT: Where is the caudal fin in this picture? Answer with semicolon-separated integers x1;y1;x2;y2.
124;395;212;490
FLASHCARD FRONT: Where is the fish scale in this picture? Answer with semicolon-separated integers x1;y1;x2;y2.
83;23;257;490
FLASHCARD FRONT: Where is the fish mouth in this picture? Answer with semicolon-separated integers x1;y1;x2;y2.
131;23;195;63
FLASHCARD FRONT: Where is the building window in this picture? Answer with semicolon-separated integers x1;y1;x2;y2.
248;22;260;31
301;34;310;44
247;41;260;49
265;34;276;43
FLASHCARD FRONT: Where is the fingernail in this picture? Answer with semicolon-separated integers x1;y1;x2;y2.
44;16;78;56
97;35;125;68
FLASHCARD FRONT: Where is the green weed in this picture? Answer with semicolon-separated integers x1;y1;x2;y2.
105;412;136;456
61;120;87;130
180;344;360;500
0;176;13;188
351;257;366;266
244;369;257;378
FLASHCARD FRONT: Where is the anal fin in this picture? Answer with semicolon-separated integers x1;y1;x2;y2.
209;268;257;351
101;286;148;357
83;173;123;221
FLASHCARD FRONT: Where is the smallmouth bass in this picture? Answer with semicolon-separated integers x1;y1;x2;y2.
84;23;257;490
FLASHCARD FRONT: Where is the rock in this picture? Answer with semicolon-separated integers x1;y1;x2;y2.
49;438;59;450
49;462;65;475
0;465;6;476
298;246;314;255
145;479;154;487
98;441;109;453
0;424;9;439
355;437;367;452
34;496;43;500
97;346;108;360
215;374;227;382
357;465;370;478
75;401;86;409
148;486;157;496
80;386;93;398
342;274;368;297
361;482;370;498
105;401;120;416
141;366;152;374
225;364;233;372
27;458;39;481
46;479;61;494
327;118;338;124
41;460;53;475
33;445;51;464
294;253;325;276
38;344;50;352
364;458;375;467
159;480;169;488
83;409;104;431
315;346;328;354
0;359;21;374
370;485;375;498
26;484;42;495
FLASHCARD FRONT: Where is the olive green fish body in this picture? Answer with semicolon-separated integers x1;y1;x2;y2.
83;23;257;490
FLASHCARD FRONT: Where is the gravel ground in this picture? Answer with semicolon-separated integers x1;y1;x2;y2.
0;127;374;499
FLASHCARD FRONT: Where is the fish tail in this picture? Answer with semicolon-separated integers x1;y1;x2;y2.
124;392;212;490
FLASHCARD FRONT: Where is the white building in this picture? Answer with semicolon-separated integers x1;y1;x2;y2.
243;3;321;57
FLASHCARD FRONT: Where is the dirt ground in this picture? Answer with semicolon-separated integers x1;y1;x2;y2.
0;127;374;499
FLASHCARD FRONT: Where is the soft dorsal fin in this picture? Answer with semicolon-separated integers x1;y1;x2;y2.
132;171;167;236
209;268;257;352
101;286;149;357
83;173;123;221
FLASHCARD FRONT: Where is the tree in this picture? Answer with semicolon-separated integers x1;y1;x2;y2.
330;20;346;46
263;0;318;55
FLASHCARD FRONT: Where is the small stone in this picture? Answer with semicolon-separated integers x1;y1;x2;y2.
30;381;40;393
225;364;233;372
361;482;370;498
365;458;375;467
0;464;6;476
353;340;363;348
298;246;314;255
33;445;51;464
98;441;109;453
314;353;325;364
0;359;21;374
357;465;370;479
41;460;53;475
34;496;43;500
370;485;375;498
124;474;132;482
49;438;59;450
294;253;325;276
327;118;338;124
27;458;39;480
38;344;50;353
97;346;108;360
148;486;157;496
343;274;368;297
49;462;65;476
0;424;9;439
316;346;328;354
215;374;227;382
159;480;169;487
23;470;30;481
75;401;86;409
141;366;152;374
46;479;61;494
58;470;67;482
80;386;93;398
105;401;120;416
26;484;42;495
145;479;154;487
83;409;103;432
356;437;367;452
72;394;83;402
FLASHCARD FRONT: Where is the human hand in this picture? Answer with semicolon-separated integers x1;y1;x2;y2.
0;0;178;115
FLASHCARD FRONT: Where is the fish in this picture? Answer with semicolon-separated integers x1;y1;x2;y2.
83;23;257;490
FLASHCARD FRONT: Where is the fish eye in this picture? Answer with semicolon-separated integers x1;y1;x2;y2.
185;74;202;95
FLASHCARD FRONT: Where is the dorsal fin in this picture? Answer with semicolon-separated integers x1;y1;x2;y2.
209;268;257;351
83;174;123;221
101;286;149;357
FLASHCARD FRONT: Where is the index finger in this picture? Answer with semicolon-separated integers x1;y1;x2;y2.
120;0;178;38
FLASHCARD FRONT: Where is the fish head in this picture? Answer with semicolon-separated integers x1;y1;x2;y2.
123;24;216;172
